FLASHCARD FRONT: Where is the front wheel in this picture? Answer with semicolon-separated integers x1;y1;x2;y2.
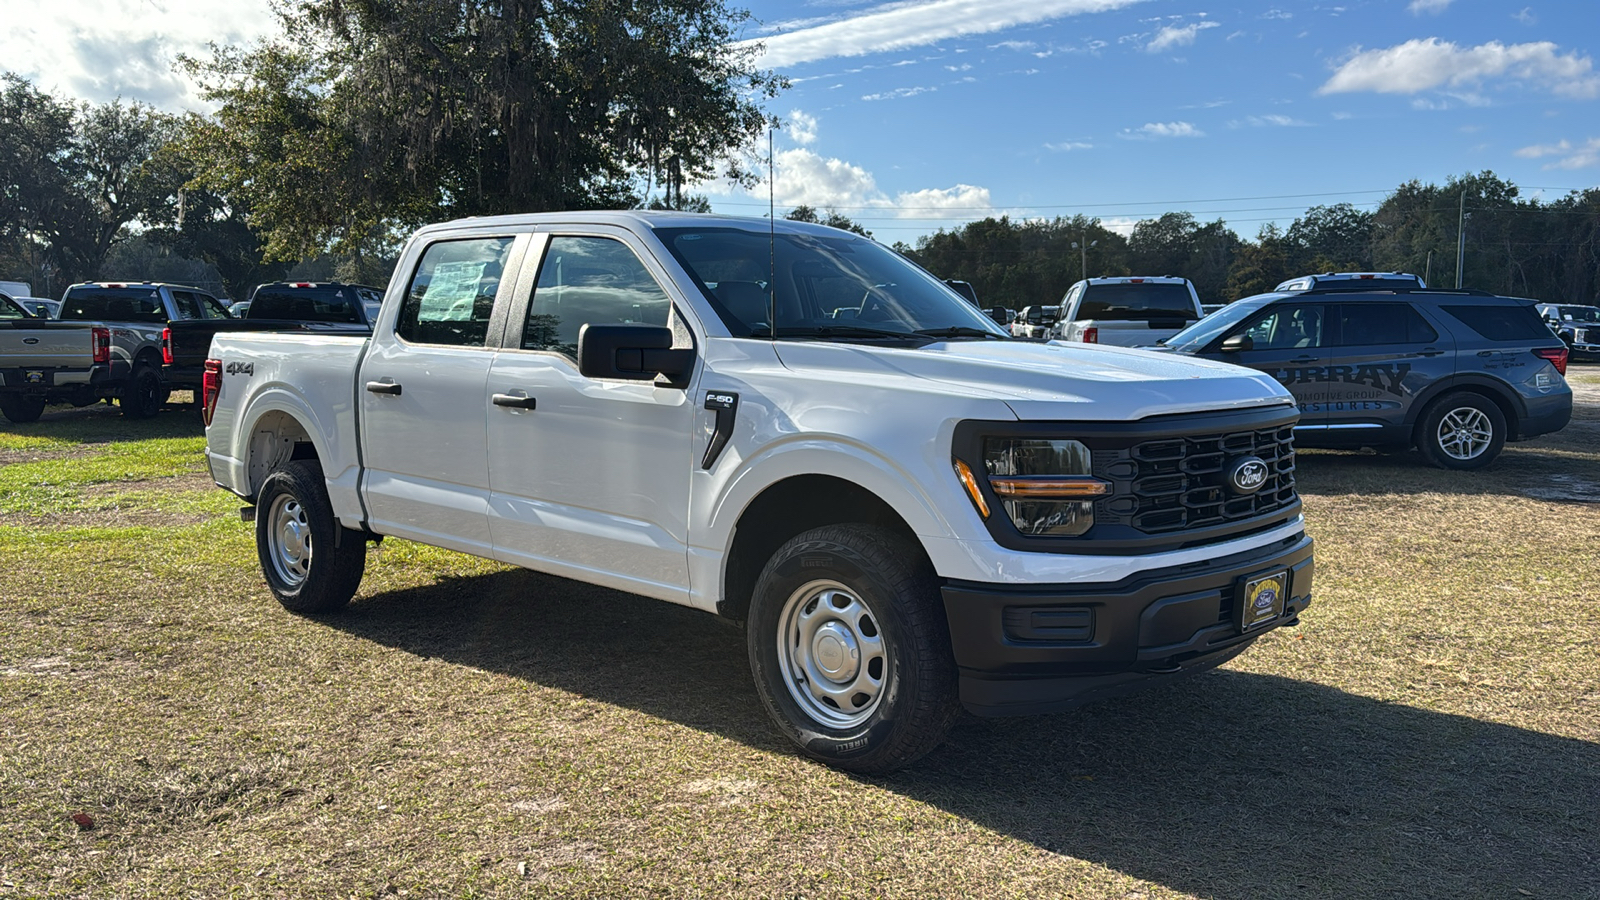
1416;392;1506;470
0;395;46;424
255;460;367;613
747;524;958;773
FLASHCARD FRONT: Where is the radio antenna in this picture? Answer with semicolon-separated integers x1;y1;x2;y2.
768;125;776;341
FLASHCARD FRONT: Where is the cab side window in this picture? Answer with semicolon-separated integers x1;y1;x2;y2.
522;236;671;356
396;237;514;347
169;291;203;320
1241;305;1324;350
1337;303;1438;346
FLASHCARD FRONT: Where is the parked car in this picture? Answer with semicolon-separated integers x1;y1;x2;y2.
205;211;1314;772
1052;276;1204;347
241;281;384;326
1161;286;1571;469
1534;302;1600;360
11;297;60;318
1275;272;1426;293
1009;304;1059;339
0;292;119;422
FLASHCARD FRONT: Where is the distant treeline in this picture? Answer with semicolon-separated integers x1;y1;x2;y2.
897;172;1600;307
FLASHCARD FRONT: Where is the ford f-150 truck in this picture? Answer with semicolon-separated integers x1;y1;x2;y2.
1052;276;1205;347
204;212;1315;772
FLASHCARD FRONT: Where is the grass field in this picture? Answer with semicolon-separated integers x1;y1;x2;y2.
2;374;1598;899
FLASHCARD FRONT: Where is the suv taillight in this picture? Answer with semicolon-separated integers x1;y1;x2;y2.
201;359;223;427
160;327;173;365
91;327;111;364
1534;347;1568;376
1082;326;1099;343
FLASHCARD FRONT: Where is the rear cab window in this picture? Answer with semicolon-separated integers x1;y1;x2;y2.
396;237;516;347
60;287;167;323
1078;283;1196;319
248;285;364;323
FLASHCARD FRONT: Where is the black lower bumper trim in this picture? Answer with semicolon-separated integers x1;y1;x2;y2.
943;532;1314;716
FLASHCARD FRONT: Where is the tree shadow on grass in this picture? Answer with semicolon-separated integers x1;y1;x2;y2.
325;568;1600;900
0;400;201;443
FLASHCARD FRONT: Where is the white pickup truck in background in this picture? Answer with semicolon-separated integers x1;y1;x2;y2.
1052;276;1205;347
204;212;1314;772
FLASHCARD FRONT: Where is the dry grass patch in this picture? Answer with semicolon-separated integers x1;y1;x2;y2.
1;377;1597;898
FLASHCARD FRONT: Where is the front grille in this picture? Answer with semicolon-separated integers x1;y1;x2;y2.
1094;424;1297;534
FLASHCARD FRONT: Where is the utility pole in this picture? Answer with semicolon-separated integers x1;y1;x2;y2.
1072;234;1098;282
1455;191;1466;289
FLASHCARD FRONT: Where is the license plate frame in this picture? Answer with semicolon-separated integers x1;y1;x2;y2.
1236;569;1288;632
24;369;45;385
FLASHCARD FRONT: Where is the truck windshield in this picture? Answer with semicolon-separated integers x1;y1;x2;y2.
60;287;166;323
1079;283;1197;319
1557;306;1600;323
247;286;363;323
656;227;1008;341
1163;295;1276;353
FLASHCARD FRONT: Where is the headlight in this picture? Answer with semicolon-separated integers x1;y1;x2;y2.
962;438;1109;537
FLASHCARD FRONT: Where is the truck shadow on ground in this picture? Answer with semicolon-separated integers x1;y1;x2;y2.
325;568;1599;900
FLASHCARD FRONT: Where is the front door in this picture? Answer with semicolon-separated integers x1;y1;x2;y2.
485;232;697;603
1210;302;1331;431
358;233;522;555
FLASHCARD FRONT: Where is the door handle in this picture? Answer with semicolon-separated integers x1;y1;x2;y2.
365;381;402;395
1418;348;1444;357
492;393;537;410
1291;355;1318;363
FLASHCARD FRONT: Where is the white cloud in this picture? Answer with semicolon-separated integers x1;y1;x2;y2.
1320;38;1600;100
1101;217;1140;237
1513;7;1536;25
1242;114;1311;127
786;110;820;145
861;85;936;101
1407;0;1453;15
728;148;996;220
1146;21;1219;53
1516;137;1600;169
0;0;279;109
737;0;1149;68
1261;9;1292;20
1119;121;1204;139
1045;141;1094;151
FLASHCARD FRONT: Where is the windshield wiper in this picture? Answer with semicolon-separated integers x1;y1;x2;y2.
913;326;1008;340
768;324;929;341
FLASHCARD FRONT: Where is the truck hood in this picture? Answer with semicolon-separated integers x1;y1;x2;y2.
772;339;1292;421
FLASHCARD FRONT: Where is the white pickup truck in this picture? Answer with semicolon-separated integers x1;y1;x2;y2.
1052;276;1205;347
204;212;1314;772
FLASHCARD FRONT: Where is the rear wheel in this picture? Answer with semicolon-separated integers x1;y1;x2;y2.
747;524;958;773
1416;392;1506;470
0;395;46;423
120;364;163;419
255;460;366;613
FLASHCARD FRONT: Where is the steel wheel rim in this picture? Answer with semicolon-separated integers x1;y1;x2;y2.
1437;407;1493;460
266;494;312;587
776;579;889;729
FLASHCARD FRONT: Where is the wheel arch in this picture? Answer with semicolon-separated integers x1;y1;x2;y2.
1405;375;1522;435
717;474;930;623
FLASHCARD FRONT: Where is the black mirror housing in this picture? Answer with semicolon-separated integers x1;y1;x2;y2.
1219;334;1254;353
577;324;694;387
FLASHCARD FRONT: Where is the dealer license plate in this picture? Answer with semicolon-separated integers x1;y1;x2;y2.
24;369;45;384
1236;570;1287;632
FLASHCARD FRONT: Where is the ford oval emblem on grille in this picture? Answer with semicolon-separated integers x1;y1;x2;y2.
1226;457;1269;495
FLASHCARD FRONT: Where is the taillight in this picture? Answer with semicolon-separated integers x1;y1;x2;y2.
202;359;223;427
1082;326;1099;343
92;327;111;364
160;327;173;365
1534;347;1568;376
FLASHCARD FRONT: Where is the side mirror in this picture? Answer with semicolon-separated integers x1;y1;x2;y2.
1219;334;1254;353
577;324;694;387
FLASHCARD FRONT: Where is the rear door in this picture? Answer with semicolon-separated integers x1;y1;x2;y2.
1327;301;1446;440
1204;301;1331;431
483;229;697;602
358;232;527;555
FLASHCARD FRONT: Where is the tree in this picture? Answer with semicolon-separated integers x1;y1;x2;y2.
785;205;872;237
186;0;784;262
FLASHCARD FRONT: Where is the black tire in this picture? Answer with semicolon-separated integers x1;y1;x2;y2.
120;364;163;419
747;524;958;773
254;459;367;614
0;395;46;424
1415;392;1507;470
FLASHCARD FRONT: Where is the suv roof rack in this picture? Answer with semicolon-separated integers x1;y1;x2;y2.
1290;286;1497;299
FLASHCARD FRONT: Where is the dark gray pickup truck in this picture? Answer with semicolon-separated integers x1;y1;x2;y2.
1160;287;1572;469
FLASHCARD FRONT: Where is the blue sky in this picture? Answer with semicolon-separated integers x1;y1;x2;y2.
702;0;1600;243
2;0;1595;245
